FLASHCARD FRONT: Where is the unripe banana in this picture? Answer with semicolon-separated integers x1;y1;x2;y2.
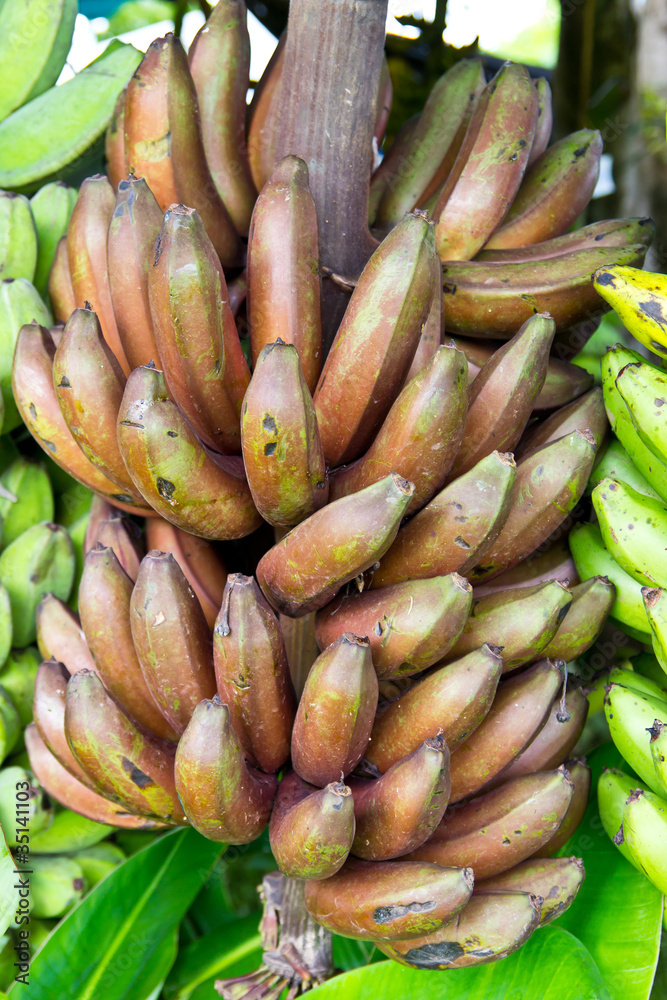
569;522;649;637
642;588;667;674
29;808;112;854
0;522;74;647
26;855;86;919
0;192;38;281
622;787;667;894
604;682;667;794
30;182;77;298
589;438;662;503
593;477;667;588
649;720;667;797
0;647;40;728
598;766;645;868
0;278;52;432
615;360;667;468
0;685;20;763
0;586;11;671
0;458;54;549
69;842;125;887
0;766;51;845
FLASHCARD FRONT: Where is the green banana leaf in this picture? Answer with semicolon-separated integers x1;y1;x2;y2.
0;826;14;937
15;827;223;1000
163;912;262;1000
307;926;611;999
555;741;663;1000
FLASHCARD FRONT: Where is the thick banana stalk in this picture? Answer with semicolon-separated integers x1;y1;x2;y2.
315;574;472;679
485;129;602;249
256;473;414;618
65;669;184;822
269;771;355;880
33;659;98;789
26;724;155;829
372;451;515;588
304;858;474;941
349;736;450;861
621;787;667;893
527;77;552;165
517;387;607;460
105;89;126;189
124;34;241;267
468;429;598;584
213;573;296;773
375;891;541;969
367;644;503;773
241;340;328;526
247;155;321;392
593;477;667;588
130;551;217;735
67;175;129;373
448;314;555;480
48;236;76;324
439;243;647;339
445;581;572;672
604;682;667;794
447;659;564;802
374;58;485;227
479;856;584;925
175;697;277;843
188;0;257;235
36;595;96;675
116;366;262;540
149;204;249;454
569;523;648;637
79;545;179;742
314;212;436;467
493;688;588;786
433;62;537;260
53;307;143;501
291;633;377;786
409;768;573;877
541;577;614;661
107;175;162;372
145;519;227;630
594;264;667;360
330;345;467;513
535;758;590;856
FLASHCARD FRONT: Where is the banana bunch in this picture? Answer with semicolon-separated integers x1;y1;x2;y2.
596;666;667;896
593;265;667;361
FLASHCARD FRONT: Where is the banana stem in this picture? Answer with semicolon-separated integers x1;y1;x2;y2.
276;0;388;350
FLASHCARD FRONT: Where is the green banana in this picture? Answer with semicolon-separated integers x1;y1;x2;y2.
597;766;646;869
0;42;142;193
604;681;667;794
0;458;54;549
569;522;650;637
0;0;77;121
632;652;667;692
29;809;112;854
601;344;667;501
69;842;125;887
0;277;52;432
593;477;667;588
615;361;667;467
622;787;667;894
608;665;667;702
588;437;663;502
649;720;667;796
642;588;667;674
0;766;51;845
0;522;75;647
22;854;86;918
0;586;12;670
30;182;77;298
0;647;40;727
0;193;38;281
0;685;21;763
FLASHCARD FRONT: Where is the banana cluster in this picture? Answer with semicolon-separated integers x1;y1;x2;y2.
597;667;667;897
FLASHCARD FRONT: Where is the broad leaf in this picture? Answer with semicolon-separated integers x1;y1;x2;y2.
0;827;15;937
555;741;663;1000
309;926;611;999
12;828;222;1000
163;913;262;1000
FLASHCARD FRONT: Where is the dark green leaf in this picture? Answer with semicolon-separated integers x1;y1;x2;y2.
309;926;611;999
163;913;261;1000
15;828;222;1000
555;741;663;1000
332;936;380;972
